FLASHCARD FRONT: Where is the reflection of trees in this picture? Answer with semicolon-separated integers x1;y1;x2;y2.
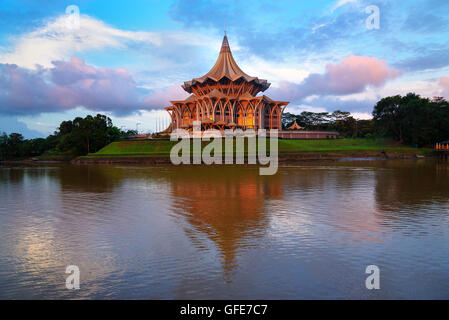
167;166;283;275
58;164;126;193
0;165;63;190
0;166;26;185
374;160;449;215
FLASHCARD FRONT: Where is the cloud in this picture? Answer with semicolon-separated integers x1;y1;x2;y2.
0;116;43;138
395;46;449;72
0;13;217;69
0;12;213;118
0;14;153;69
301;96;377;114
401;0;449;33
439;76;449;99
0;57;180;116
143;85;189;108
169;0;369;60
269;55;401;102
332;0;359;12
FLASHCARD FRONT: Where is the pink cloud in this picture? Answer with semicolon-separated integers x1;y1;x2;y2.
143;84;189;108
439;76;449;98
0;57;172;116
49;57;143;114
269;55;401;102
325;55;401;94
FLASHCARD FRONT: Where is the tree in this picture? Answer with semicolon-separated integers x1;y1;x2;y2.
58;120;73;135
312;112;330;130
121;129;138;137
357;119;374;138
373;93;449;146
331;110;351;132
297;112;315;129
372;94;406;142
7;133;25;158
281;112;297;129
57;114;121;155
0;114;123;160
0;132;8;160
281;110;373;137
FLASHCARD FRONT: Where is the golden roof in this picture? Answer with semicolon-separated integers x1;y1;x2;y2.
182;35;270;93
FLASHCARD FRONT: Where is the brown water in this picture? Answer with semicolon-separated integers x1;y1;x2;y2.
0;160;449;299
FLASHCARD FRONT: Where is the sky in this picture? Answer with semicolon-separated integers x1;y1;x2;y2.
1;0;449;138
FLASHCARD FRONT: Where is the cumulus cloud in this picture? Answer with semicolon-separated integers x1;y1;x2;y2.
269;55;401;102
0;57;183;116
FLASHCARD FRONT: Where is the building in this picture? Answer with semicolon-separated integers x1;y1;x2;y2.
165;35;289;131
287;121;305;130
281;121;337;139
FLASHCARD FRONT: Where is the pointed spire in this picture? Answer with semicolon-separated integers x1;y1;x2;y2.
181;34;271;94
220;34;230;53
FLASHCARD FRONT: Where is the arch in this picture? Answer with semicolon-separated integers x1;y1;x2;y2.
223;100;232;123
236;102;246;128
173;106;182;129
197;101;204;121
182;105;191;127
270;104;281;129
190;104;198;121
245;102;256;129
264;104;271;129
213;99;223;122
201;99;209;121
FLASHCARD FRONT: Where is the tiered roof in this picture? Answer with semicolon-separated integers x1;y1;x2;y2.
181;35;271;94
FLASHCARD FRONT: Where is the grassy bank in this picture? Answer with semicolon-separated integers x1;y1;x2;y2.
78;138;431;160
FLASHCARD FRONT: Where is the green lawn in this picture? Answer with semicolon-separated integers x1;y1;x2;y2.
94;139;176;155
278;138;419;152
85;138;429;159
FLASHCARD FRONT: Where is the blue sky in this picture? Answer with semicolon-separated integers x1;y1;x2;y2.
1;0;449;137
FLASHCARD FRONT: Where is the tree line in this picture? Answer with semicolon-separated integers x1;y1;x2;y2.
0;114;137;160
283;93;449;146
282;110;374;138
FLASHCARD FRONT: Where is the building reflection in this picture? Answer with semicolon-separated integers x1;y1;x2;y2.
167;166;283;276
42;164;285;277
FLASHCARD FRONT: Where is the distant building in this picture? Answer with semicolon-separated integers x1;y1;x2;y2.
288;121;305;130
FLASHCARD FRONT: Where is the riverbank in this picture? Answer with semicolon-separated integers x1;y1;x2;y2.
71;138;432;164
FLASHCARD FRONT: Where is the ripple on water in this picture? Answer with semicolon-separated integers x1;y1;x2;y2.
0;161;449;299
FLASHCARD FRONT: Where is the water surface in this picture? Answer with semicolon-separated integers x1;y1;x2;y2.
0;160;448;299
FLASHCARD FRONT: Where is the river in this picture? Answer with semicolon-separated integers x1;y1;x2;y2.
0;160;448;299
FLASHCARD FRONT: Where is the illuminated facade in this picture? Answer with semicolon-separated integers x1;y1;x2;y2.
165;35;289;131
